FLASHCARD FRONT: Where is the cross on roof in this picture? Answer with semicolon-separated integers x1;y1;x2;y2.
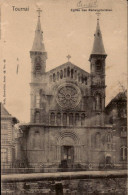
67;55;71;61
37;8;42;17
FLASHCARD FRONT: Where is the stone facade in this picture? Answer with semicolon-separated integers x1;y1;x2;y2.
17;15;127;170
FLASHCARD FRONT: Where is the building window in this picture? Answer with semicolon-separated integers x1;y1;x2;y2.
74;70;77;79
81;113;85;126
75;113;79;126
69;113;73;126
1;134;8;144
35;111;40;123
96;60;102;71
106;156;111;164
34;131;41;149
67;67;70;77
95;93;102;110
64;69;66;77
63;113;67;126
56;113;61;125
53;73;56;82
57;72;59;80
106;133;112;143
121;146;127;161
50;112;55;125
1;148;8;163
60;70;63;79
35;92;40;108
71;69;74;78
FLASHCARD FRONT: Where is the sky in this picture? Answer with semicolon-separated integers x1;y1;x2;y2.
0;0;127;122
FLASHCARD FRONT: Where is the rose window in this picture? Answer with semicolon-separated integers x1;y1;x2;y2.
56;84;81;109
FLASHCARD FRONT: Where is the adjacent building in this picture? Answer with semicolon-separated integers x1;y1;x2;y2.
1;103;19;170
105;91;127;169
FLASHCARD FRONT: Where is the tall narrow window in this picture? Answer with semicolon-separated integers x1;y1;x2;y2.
75;113;79;126
64;69;66;77
60;70;63;79
74;70;77;79
63;113;67;126
56;113;61;125
53;73;56;82
69;113;73;126
36;92;40;108
71;69;74;78
57;72;59;80
95;94;102;110
35;111;40;123
50;112;55;125
81;113;85;126
67;67;70;77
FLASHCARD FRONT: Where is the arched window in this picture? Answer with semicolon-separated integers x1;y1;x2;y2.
74;70;77;79
50;112;55;125
75;113;79;126
85;77;87;85
67;67;70;77
34;131;41;149
57;72;59;80
106;156;111;164
81;113;85;126
35;111;40;123
64;69;66;77
95;93;102;110
63;113;67;126
60;70;63;79
96;60;102;71
35;92;40;108
56;113;61;125
53;73;56;82
95;132;101;148
106;133;112;142
71;69;74;78
69;113;73;126
81;75;84;83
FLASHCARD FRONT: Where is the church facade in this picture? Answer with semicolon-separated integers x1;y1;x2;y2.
17;13;124;170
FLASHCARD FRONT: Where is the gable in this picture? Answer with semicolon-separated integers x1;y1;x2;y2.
1;103;11;116
46;62;90;76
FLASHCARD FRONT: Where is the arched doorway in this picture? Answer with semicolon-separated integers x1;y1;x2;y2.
61;145;74;168
61;137;75;168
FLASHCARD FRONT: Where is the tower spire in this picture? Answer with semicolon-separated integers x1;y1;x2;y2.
90;14;106;57
31;8;45;52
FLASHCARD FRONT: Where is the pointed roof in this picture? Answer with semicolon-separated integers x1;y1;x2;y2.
31;15;45;52
91;19;106;55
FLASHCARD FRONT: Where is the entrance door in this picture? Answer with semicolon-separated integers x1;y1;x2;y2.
61;146;74;168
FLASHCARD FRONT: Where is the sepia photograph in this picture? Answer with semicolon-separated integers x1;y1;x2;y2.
0;0;127;194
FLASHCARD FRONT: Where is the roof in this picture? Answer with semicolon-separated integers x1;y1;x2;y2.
1;103;19;123
90;19;106;56
1;103;11;116
31;17;45;52
106;91;127;109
